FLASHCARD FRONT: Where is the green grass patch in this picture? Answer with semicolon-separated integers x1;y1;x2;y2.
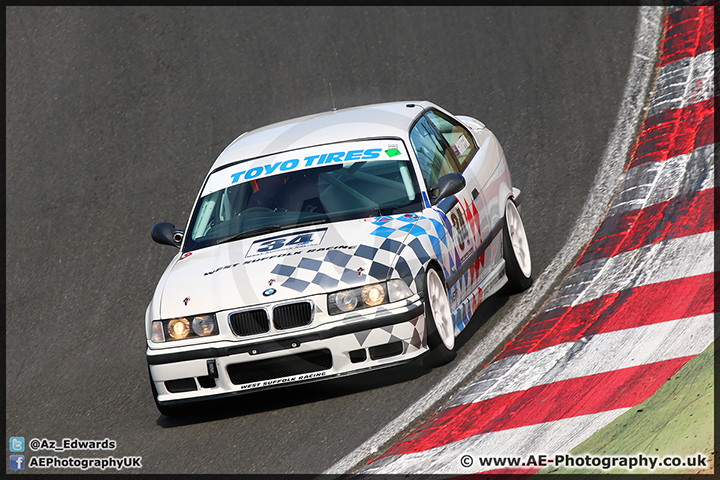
537;342;714;475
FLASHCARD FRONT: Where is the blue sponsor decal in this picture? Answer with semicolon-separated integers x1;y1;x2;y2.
230;148;386;185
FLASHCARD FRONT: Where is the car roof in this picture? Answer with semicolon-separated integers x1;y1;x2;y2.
210;100;437;171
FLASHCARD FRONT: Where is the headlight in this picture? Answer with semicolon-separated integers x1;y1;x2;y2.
192;315;216;336
328;280;414;315
168;318;190;340
362;284;386;306
151;314;219;342
332;289;360;313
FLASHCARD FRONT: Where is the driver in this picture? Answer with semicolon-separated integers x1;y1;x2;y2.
245;174;289;211
243;170;325;214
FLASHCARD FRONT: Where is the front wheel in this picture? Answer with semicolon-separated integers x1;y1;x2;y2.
424;267;457;366
502;198;532;293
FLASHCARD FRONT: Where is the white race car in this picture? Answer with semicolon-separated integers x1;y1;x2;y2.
146;101;532;415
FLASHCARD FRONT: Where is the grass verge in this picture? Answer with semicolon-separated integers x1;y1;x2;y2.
536;341;714;475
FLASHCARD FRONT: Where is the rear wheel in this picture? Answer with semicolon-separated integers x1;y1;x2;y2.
424;267;457;365
502;198;532;293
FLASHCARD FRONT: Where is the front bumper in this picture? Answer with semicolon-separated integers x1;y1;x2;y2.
147;300;426;405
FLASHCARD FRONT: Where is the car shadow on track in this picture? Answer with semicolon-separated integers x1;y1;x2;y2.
155;293;510;428
452;293;509;356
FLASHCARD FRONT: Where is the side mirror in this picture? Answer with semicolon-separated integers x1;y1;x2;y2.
432;173;466;203
151;222;184;248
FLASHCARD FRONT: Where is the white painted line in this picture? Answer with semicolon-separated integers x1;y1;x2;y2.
322;6;665;475
447;314;714;408
361;409;630;474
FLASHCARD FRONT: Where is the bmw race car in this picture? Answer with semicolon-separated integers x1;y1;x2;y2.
146;101;532;415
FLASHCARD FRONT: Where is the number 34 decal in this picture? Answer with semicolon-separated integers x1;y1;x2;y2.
257;233;313;253
245;228;327;258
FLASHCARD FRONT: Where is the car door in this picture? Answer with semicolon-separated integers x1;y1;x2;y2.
423;109;496;275
409;111;488;312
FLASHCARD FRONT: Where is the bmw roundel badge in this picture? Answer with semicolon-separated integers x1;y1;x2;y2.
263;288;276;297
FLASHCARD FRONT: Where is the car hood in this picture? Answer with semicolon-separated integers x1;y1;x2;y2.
156;215;423;319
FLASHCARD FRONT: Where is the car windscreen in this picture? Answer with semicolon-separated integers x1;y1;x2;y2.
184;139;423;252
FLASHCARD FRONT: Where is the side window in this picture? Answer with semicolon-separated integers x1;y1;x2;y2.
409;115;459;188
425;110;477;170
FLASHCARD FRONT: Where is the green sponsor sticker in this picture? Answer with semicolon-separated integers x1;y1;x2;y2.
385;148;401;157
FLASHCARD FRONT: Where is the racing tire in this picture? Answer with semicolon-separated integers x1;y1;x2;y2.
423;267;457;366
502;197;532;293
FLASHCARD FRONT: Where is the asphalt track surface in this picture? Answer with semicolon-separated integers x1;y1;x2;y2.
6;7;640;474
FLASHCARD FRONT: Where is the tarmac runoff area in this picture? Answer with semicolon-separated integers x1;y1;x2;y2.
351;4;715;476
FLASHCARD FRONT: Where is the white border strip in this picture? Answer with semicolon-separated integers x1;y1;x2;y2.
324;6;665;475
